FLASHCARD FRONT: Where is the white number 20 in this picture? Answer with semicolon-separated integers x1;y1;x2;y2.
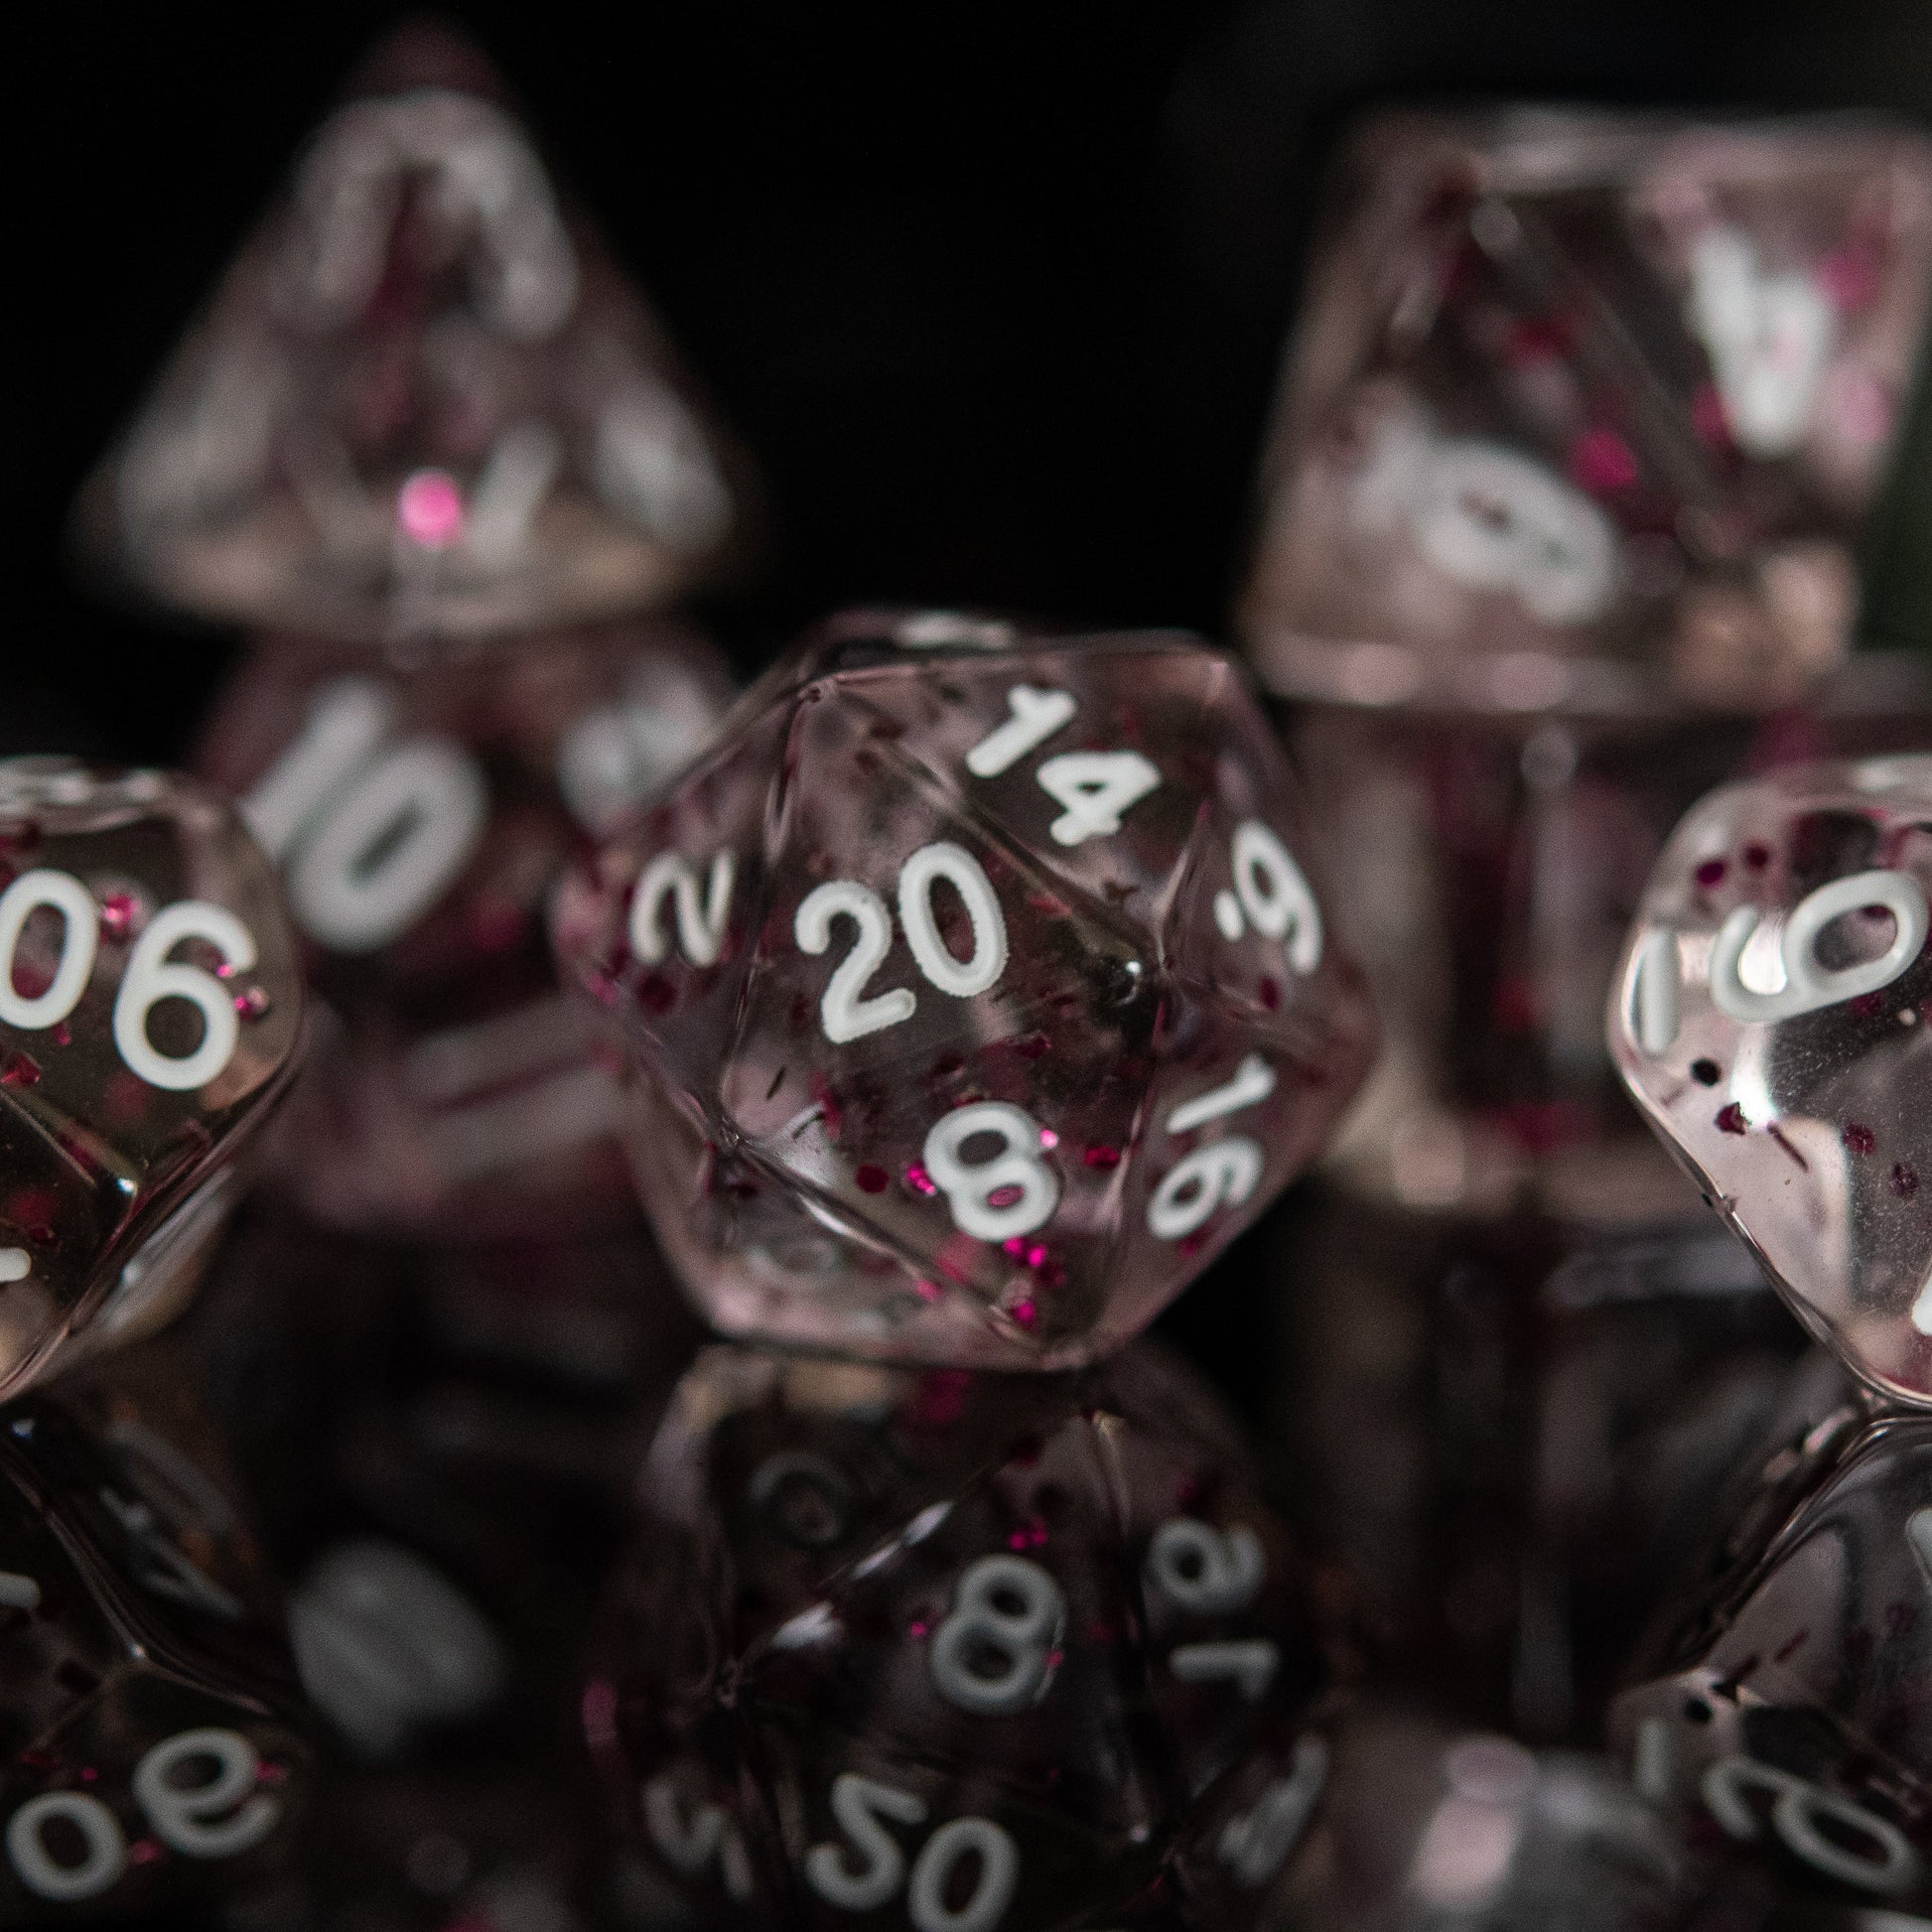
0;871;257;1092
806;1773;1020;1932
6;1727;280;1902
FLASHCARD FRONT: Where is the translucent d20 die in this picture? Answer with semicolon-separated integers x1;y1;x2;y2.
1240;109;1932;714
1608;756;1932;1403
552;610;1377;1368
197;622;732;1237
0;759;303;1400
586;1343;1338;1932
0;1342;314;1920
1613;1404;1932;1912
73;22;751;643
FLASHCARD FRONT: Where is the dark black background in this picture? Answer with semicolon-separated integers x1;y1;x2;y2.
15;2;1932;1411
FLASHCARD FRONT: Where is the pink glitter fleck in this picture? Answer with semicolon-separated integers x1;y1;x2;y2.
233;986;272;1020
1568;425;1638;493
1083;1145;1120;1170
1695;858;1727;889
1843;1123;1876;1156
397;468;466;549
50;1023;69;1047
907;1619;929;1638
904;1162;936;1195
1037;1127;1059;1150
97;893;138;940
913;1278;942;1303
127;1839;162;1866
854;1165;889;1194
1010;1299;1037;1329
986;1183;1024;1210
1715;1102;1748;1135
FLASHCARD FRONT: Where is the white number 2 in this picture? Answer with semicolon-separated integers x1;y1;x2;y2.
0;871;258;1092
6;1727;280;1903
806;1774;1020;1932
630;851;735;969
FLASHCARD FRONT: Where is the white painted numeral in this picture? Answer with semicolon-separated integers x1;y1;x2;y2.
0;871;99;1031
1407;437;1617;624
1910;1507;1932;1592
798;843;1008;1043
242;680;489;954
965;686;1076;778
1709;871;1928;1026
1035;752;1161;847
1218;1735;1328;1888
630;851;735;969
1626;867;1929;1056
1212;823;1322;972
111;901;257;1091
806;1774;923;1909
4;1727;280;1903
1147;1139;1264;1239
1147;1518;1266;1615
131;1729;280;1859
1688;227;1835;459
908;1817;1020;1932
1171;1639;1279;1701
923;1104;1059;1243
1165;1054;1277;1137
6;1792;126;1902
1702;1755;1919;1895
930;1555;1065;1716
0;872;260;1092
643;1773;754;1902
797;881;913;1042
897;844;1007;998
806;1774;1019;1932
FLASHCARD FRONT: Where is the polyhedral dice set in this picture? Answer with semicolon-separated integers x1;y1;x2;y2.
5;29;1929;1931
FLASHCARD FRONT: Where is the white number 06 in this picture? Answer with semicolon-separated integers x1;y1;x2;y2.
0;870;256;1091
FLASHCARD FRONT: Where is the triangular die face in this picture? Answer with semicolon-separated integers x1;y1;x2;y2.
77;26;744;643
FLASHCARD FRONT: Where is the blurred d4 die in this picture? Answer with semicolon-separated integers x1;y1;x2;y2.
1240;109;1932;713
1609;755;1932;1403
0;759;303;1400
553;610;1377;1367
73;23;751;643
198;622;731;1237
1613;1404;1932;1911
0;1343;313;1920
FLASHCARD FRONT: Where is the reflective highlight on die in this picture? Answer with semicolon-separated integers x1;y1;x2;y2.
587;1343;1337;1930
552;610;1377;1368
1608;756;1932;1404
0;759;302;1400
73;24;748;643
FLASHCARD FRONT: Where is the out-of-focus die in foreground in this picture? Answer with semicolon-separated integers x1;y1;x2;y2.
552;610;1378;1368
0;759;303;1400
0;1343;314;1921
1271;1703;1688;1930
1609;756;1931;1404
72;23;750;644
1613;1396;1932;1915
1240;108;1932;715
198;622;731;1237
587;1343;1343;1931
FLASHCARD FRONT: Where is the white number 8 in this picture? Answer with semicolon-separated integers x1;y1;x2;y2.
922;1104;1058;1243
929;1556;1065;1715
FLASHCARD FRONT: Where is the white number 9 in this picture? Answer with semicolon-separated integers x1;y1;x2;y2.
112;901;256;1091
131;1727;280;1859
1147;1517;1266;1615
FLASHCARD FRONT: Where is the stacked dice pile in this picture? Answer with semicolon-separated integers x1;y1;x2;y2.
3;34;1928;1932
